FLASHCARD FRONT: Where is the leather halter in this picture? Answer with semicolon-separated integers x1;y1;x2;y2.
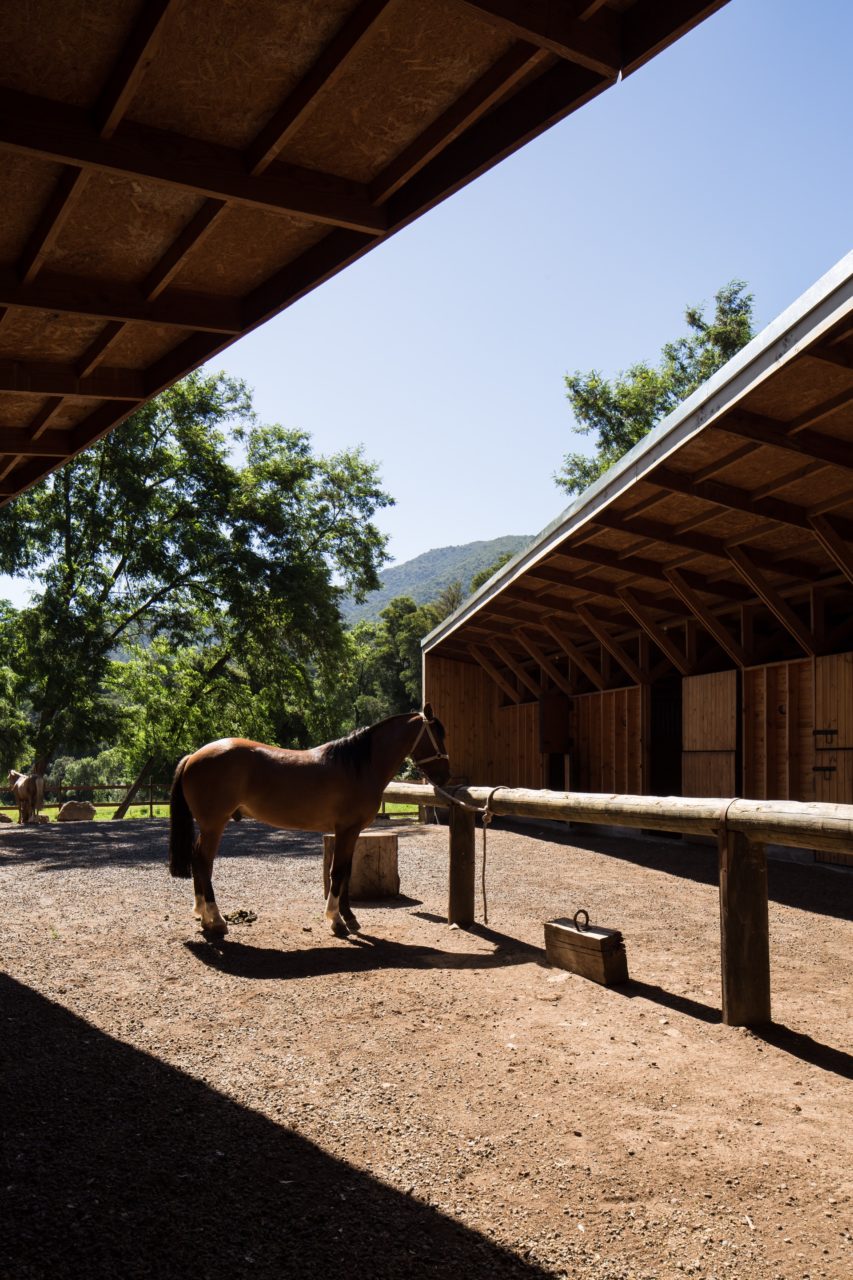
410;713;449;767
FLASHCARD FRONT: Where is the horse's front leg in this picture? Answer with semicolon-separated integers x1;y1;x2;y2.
192;825;228;935
325;824;361;937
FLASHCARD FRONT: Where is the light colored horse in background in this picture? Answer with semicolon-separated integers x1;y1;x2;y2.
8;770;46;824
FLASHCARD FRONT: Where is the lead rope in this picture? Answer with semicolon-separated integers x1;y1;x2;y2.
430;783;506;926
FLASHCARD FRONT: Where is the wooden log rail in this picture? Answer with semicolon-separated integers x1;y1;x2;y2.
383;782;853;1028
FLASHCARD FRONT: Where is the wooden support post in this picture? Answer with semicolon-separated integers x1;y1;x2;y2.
718;829;771;1027
448;802;476;927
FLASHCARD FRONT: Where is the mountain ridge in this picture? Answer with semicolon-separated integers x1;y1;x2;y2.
342;534;531;624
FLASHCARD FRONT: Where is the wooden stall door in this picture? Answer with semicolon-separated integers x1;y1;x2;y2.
682;671;737;797
570;686;647;794
742;659;814;802
814;652;853;865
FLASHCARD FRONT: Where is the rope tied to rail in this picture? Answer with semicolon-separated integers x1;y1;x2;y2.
430;783;507;925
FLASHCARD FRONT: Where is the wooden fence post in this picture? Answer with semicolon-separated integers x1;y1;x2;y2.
448;803;476;927
718;829;771;1027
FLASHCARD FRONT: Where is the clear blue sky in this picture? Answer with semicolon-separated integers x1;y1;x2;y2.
3;0;852;605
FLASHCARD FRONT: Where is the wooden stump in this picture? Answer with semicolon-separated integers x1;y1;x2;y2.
544;917;629;986
323;831;400;900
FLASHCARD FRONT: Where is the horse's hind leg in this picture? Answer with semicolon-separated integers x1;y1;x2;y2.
325;824;360;937
192;824;228;935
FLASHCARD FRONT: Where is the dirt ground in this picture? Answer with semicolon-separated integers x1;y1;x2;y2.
1;815;851;1280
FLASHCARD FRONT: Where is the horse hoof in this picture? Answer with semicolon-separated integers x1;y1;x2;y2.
342;915;361;934
201;918;228;936
329;918;349;938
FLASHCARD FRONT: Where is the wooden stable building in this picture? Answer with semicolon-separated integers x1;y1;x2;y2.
422;254;853;864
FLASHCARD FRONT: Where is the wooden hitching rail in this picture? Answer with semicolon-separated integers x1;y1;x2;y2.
383;782;853;1028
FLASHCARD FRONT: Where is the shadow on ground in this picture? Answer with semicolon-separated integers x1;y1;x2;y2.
493;818;853;923
0;972;548;1280
184;928;537;980
0;818;428;874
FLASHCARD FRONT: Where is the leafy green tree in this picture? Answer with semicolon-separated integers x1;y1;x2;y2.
556;280;754;495
0;372;392;766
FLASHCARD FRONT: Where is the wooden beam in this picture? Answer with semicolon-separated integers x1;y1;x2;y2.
460;0;621;76
540;617;605;690
246;0;400;174
591;510;820;584
721;409;853;473
617;589;691;675
76;323;126;378
727;545;817;656
651;464;814;532
0;429;76;457
576;604;645;685
16;2;177;287
17;169;89;285
470;644;522;703
513;629;575;697
664;569;747;668
370;43;546;204
93;0;176;138
718;829;771;1027
0;270;241;334
808;514;853;587
490;639;542;698
785;383;853;436
0;89;387;235
0;361;143;400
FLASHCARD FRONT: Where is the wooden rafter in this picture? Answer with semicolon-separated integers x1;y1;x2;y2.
576;604;645;685
726;545;817;656
246;0;401;175
513;629;574;696
460;0;620;76
370;43;547;204
785;384;853;436
616;588;691;675
808;514;853;587
490;639;542;697
664;569;747;668
591;511;804;576
0;362;143;401
0;271;241;334
0;89;387;234
550;533;752;601
0;430;75;458
14;1;177;289
540;616;605;691
721;409;853;472
470;644;522;703
649;464;853;536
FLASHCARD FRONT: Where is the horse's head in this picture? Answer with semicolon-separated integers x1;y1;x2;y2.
411;704;451;786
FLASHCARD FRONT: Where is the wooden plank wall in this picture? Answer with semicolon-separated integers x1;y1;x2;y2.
570;686;647;794
742;653;853;865
743;659;814;802
682;670;738;797
424;655;543;788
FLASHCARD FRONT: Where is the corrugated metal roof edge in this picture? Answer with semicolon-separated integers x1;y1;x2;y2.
422;248;853;656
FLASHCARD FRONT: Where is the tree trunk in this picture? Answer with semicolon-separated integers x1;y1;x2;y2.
112;756;156;821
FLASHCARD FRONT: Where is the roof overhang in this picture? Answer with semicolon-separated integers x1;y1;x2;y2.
423;250;853;684
0;0;729;506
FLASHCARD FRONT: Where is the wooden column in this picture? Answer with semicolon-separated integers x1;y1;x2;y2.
718;829;771;1027
448;803;476;926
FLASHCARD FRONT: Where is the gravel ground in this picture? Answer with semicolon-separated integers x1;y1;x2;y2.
1;815;851;1279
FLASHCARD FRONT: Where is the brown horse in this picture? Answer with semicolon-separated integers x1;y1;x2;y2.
169;706;450;936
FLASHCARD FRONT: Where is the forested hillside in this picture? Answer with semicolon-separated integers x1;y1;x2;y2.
342;535;530;624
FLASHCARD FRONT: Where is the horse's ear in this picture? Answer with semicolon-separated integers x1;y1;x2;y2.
422;702;433;719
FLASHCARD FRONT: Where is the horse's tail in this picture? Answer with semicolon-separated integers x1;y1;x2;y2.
168;756;194;879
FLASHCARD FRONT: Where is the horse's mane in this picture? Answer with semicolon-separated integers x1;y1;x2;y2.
319;712;436;775
319;721;381;774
